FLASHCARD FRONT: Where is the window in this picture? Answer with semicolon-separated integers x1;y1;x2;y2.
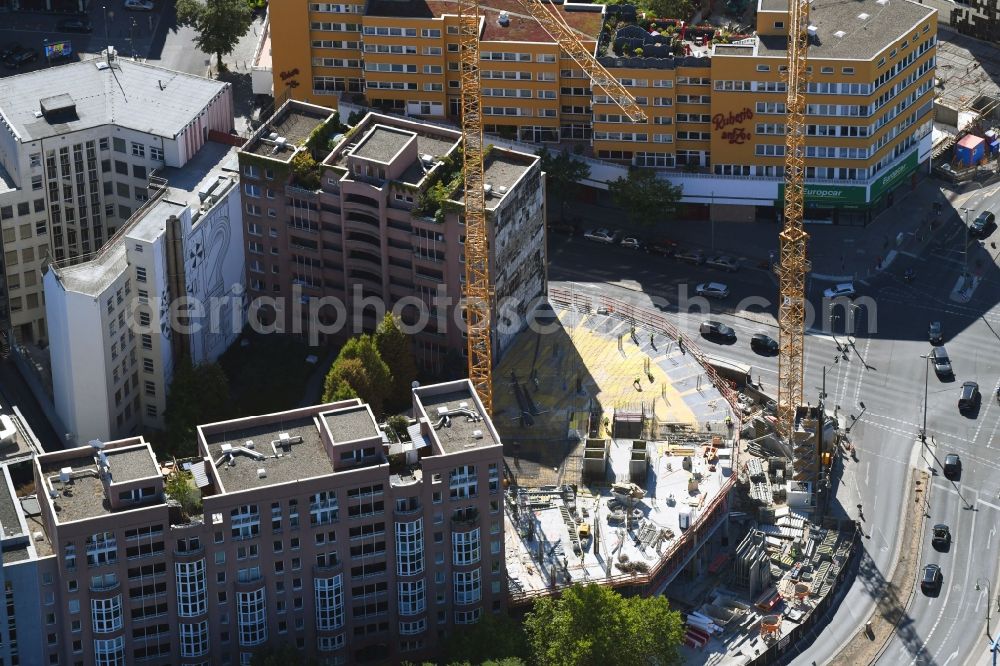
244;183;261;197
453;527;481;565
113;137;126;153
94;636;125;666
133;164;147;179
231;504;261;539
449;465;478;498
176;560;207;617
756;64;770;72
86;531;118;566
398;579;426;616
91;595;123;633
237;588;267;646
453;568;481;605
310;491;339;526
821;66;834;74
315;575;345;630
773;21;784;28
135;266;147;282
179;621;209;658
150;146;163;162
395;519;424;576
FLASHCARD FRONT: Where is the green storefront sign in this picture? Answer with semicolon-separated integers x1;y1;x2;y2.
777;183;867;207
869;151;918;202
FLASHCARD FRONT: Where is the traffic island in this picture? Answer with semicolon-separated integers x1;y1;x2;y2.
828;468;931;666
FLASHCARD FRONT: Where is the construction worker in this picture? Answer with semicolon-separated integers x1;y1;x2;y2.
725;415;733;431
650;333;655;349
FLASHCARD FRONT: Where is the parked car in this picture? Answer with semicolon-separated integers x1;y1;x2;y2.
646;238;678;256
619;235;644;251
57;17;93;32
547;220;578;236
4;47;37;69
699;320;736;343
583;228;619;244
958;381;980;413
123;0;155;10
928;321;943;345
695;282;730;299
943;453;962;479
931;524;951;550
921;564;942;594
750;333;779;355
706;255;739;272
0;43;24;61
823;282;855;299
931;346;952;378
969;210;997;240
675;248;706;265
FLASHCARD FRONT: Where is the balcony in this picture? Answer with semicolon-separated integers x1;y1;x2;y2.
390;466;424;491
451;509;479;528
312;560;343;576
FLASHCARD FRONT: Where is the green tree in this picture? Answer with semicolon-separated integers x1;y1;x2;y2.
444;612;530;664
164;470;202;517
176;0;254;70
375;313;419;411
321;335;393;415
608;168;683;227
537;147;591;222
523;583;684;666
164;359;232;457
646;0;695;20
290;151;322;190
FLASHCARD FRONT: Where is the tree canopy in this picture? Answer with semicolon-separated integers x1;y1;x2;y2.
646;0;696;20
608;168;683;227
163;359;231;457
321;334;393;415
375;313;419;411
523;583;685;666
176;0;254;69
537;148;591;221
250;644;318;666
443;611;530;664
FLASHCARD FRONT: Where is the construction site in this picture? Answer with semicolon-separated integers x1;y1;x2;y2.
494;291;859;664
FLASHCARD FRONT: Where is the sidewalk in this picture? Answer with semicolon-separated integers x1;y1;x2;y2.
564;174;981;283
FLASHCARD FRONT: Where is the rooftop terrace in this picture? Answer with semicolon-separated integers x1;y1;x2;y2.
105;446;159;483
456;150;536;210
352;126;415;163
322;405;381;443
41;454;111;523
243;101;333;159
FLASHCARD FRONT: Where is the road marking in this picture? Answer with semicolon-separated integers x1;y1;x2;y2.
969;375;1000;446
934;482;959;496
930;489;978;665
979;499;1000;512
942;649;959;666
988;525;996;550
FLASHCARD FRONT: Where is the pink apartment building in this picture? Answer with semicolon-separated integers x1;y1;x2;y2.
24;378;504;666
237;101;547;371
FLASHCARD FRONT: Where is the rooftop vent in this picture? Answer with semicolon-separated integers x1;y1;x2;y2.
33;531;44;542
220;443;234;454
472;429;483;439
89;439;104;450
257;468;267;479
834;30;846;38
39;94;78;123
59;467;72;484
279;433;290;441
497;10;510;26
437;406;449;416
268;132;279;141
245;440;255;449
496;185;508;195
95;61;110;71
807;25;818;37
48;488;59;499
275;137;288;148
875;0;888;5
483;183;493;196
459;401;469;409
858;12;869;19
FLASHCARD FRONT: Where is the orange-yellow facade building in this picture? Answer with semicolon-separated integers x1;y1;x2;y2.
268;0;937;224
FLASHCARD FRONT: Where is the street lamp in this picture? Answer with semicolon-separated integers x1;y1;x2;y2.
975;577;1000;666
960;207;972;281
846;401;866;434
920;353;931;442
830;313;841;350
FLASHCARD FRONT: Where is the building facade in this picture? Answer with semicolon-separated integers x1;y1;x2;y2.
1;378;503;666
0;55;233;344
951;0;1000;43
266;0;937;224
238;102;545;369
43;144;246;444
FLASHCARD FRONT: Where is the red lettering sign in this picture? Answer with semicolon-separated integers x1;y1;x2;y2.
713;107;754;144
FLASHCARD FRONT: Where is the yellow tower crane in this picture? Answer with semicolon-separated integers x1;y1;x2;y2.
777;0;813;477
457;0;646;413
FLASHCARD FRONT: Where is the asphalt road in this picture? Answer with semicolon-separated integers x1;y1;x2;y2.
547;179;1000;666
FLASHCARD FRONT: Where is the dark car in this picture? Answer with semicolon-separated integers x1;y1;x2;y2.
921;564;942;594
958;381;980;413
750;333;778;355
970;210;997;240
931;524;951;550
928;321;943;345
675;248;706;265
0;43;24;60
646;238;678;256
699;320;736;343
547;220;578;236
57;17;93;32
943;453;962;480
4;48;37;68
931;346;952;379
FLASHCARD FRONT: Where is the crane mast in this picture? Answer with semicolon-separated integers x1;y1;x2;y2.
457;0;645;413
777;0;812;476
